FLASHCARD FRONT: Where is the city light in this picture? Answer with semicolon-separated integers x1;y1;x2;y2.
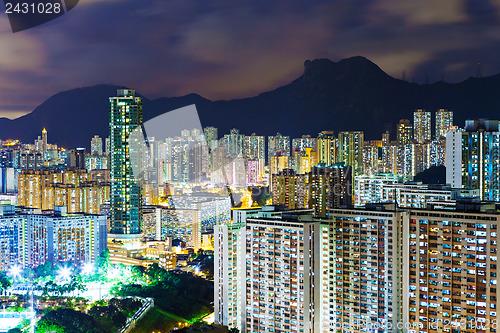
82;263;94;275
8;265;21;279
57;267;72;282
0;6;499;331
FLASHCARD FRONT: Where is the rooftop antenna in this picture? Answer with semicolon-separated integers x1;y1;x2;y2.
476;62;482;78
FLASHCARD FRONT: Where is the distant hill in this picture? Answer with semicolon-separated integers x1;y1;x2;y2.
2;56;500;148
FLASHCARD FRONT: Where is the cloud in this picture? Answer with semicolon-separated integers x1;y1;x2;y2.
1;0;500;119
371;0;467;26
0;16;45;71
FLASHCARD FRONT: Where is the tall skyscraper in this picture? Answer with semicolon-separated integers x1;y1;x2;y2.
397;119;413;144
109;89;143;235
105;137;110;156
435;108;453;139
413;109;431;143
41;127;48;154
214;222;245;330
445;126;463;189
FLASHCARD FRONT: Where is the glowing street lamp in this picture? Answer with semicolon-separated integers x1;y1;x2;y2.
57;266;72;282
82;263;94;275
8;265;21;279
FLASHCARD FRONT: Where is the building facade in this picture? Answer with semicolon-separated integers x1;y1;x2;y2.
109;89;143;234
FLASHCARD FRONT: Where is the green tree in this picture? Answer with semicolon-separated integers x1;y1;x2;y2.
130;265;145;283
146;263;168;284
35;321;65;333
37;308;99;333
0;271;12;294
95;248;111;280
34;262;56;279
7;328;22;333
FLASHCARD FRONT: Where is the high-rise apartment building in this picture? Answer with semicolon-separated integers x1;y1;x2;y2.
397;119;413;145
354;173;402;207
0;205;107;269
216;201;500;333
446;119;500;201
268;133;291;159
307;164;352;217
242;133;265;161
414;109;432;143
214;222;246;330
222;128;244;157
362;143;380;175
204;126;218;148
109;89;143;235
17;169;109;214
445;127;464;189
271;168;307;209
142;205;202;249
0;168;17;193
328;204;408;332
396;144;415;176
317;131;336;166
244;211;321;333
91;135;103;156
292;135;317;153
271;164;352;217
406;203;500;332
338;131;364;177
69;147;86;169
435;109;453;139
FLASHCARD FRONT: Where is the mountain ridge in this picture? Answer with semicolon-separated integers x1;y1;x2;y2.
2;56;500;149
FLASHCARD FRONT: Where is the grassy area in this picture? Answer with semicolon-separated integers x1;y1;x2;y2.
130;306;190;333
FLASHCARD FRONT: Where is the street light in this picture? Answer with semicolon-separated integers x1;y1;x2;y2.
8;265;21;279
82;262;94;275
58;267;71;280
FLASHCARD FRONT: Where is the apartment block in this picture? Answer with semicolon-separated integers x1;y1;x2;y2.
406;203;500;333
327;204;408;332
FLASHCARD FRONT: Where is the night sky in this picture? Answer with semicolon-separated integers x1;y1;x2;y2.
1;0;500;119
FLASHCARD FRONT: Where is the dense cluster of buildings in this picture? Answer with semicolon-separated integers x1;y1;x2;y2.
2;87;500;332
210;109;500;332
215;203;500;333
0;205;106;271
